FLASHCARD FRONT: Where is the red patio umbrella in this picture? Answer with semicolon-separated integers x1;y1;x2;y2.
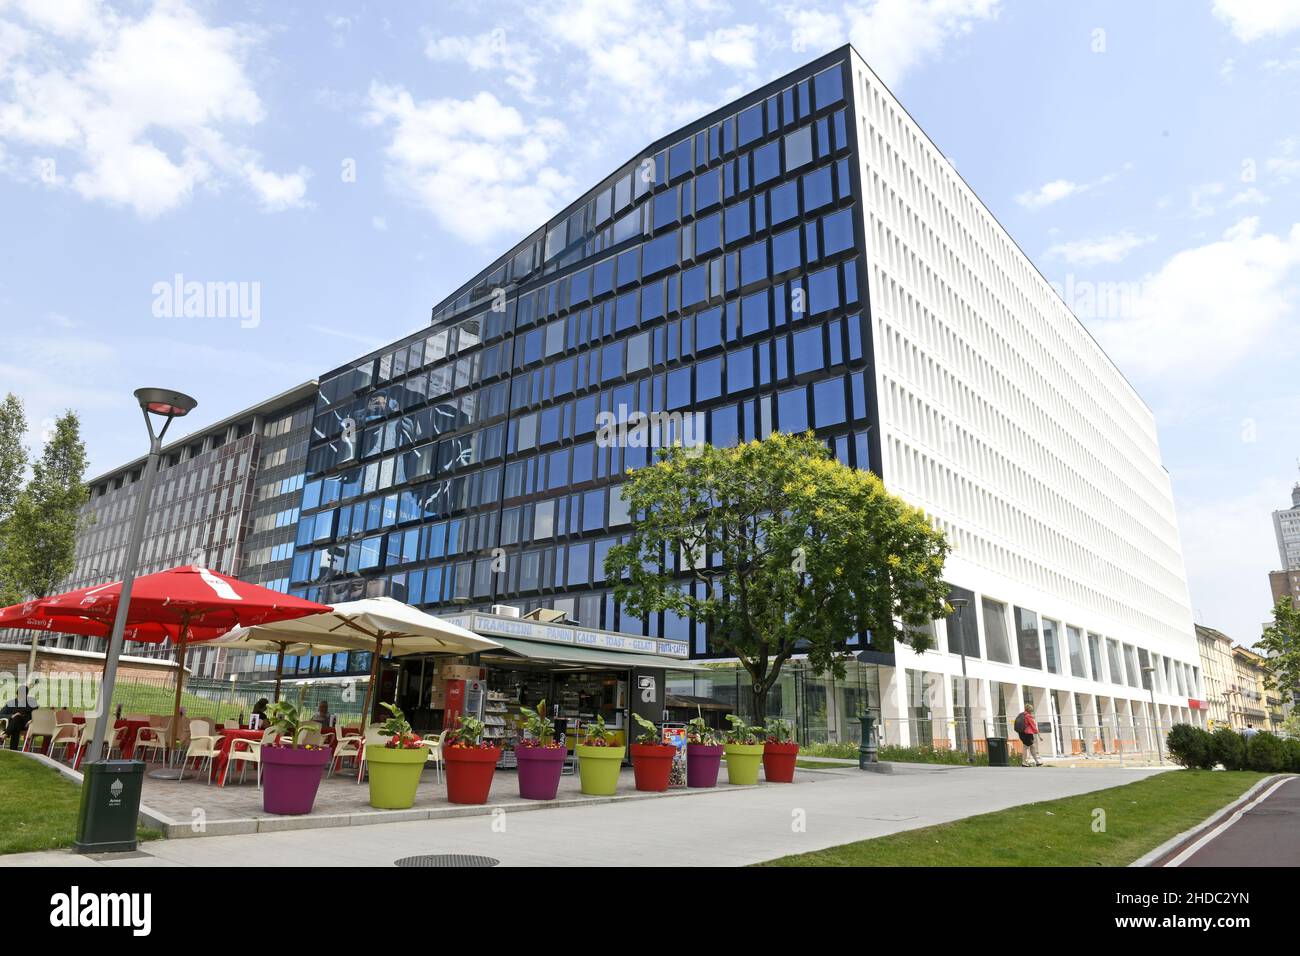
2;566;331;740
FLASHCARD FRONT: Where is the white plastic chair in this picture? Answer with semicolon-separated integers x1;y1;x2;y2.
22;708;58;752
224;728;277;787
180;720;222;785
133;718;173;764
355;726;390;784
328;726;364;778
48;719;81;761
420;729;447;784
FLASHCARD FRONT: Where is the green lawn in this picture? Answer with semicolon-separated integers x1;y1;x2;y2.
758;770;1274;867
0;751;160;855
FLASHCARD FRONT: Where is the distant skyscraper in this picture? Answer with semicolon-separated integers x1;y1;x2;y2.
1272;483;1300;571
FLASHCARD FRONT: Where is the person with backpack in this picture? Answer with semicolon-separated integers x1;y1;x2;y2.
1015;704;1043;766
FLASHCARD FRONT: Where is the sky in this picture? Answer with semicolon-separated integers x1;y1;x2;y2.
0;0;1298;647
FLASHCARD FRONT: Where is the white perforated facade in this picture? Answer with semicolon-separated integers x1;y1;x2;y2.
846;48;1205;752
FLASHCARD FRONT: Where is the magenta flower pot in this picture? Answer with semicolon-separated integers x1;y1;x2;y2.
686;743;724;788
261;747;331;815
515;745;567;800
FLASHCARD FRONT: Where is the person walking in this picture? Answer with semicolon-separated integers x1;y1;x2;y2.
1015;704;1043;766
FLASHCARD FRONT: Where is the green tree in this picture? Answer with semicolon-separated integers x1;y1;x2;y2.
1258;597;1300;699
0;393;27;531
605;432;950;723
2;411;89;604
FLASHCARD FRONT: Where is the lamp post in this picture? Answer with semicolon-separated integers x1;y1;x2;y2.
75;388;195;852
949;598;975;765
1141;665;1163;765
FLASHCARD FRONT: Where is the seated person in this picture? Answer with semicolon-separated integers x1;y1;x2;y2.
248;698;271;730
1;686;35;750
315;700;335;728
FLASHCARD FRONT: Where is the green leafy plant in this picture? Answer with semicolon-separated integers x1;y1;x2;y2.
633;712;668;746
581;714;617;747
448;713;490;749
764;717;796;744
379;701;423;749
723;714;762;745
1211;727;1246;771
1166;723;1215;769
267;700;314;749
1247;731;1285;772
685;715;722;746
518;698;562;749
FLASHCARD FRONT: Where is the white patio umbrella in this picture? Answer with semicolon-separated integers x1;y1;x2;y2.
208;627;358;702
215;597;501;724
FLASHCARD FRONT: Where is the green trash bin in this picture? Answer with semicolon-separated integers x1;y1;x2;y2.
75;759;145;853
986;737;1009;767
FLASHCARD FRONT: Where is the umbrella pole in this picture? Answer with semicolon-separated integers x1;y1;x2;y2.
274;644;286;702
171;619;190;756
360;637;381;730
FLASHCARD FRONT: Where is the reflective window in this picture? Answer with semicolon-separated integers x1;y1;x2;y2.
812;378;845;427
772;227;801;273
727;345;754;393
777;386;807;433
803;166;833;211
822;208;854;255
738;104;763;146
695;213;721;256
784;127;812;170
753;140;780;186
770;180;799;225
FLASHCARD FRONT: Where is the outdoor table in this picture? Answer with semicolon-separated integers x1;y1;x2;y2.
215;728;266;785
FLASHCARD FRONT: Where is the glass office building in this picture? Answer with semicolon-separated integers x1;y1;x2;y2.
292;51;872;660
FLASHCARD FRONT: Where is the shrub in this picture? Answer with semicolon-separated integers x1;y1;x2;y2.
1166;723;1214;769
1281;737;1300;774
1247;732;1285;772
1212;727;1247;771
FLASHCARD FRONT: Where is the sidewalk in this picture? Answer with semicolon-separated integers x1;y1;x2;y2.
2;764;1168;868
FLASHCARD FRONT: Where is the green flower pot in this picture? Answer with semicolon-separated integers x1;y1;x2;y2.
576;745;626;796
365;743;427;809
723;743;765;785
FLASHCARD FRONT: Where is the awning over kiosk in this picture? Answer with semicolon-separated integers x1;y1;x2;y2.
484;636;705;671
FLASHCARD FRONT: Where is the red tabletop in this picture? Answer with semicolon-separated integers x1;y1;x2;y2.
216;728;267;785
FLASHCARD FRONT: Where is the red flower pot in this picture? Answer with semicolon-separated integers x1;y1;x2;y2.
261;746;331;815
763;742;800;783
630;743;676;792
686;743;724;788
444;745;502;804
515;745;566;800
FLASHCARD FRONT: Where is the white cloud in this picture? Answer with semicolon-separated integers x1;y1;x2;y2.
0;0;308;216
365;83;574;245
424;27;544;103
371;215;387;231
782;6;844;56
1189;181;1224;218
1093;217;1300;380
1212;0;1300;42
689;25;760;71
1227;186;1268;207
846;0;1000;87
1266;137;1300;182
1047;232;1155;266
1016;178;1084;209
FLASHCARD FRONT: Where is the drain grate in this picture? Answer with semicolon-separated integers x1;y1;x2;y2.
395;854;500;868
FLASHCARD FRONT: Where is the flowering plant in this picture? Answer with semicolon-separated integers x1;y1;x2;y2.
685;715;723;746
447;714;494;750
517;698;564;749
378;702;423;750
633;712;669;746
723;714;763;745
581;714;617;747
764;717;796;744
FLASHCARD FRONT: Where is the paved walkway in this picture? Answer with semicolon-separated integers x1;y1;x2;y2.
3;763;1167;867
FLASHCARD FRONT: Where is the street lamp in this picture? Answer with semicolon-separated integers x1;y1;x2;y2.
1141;665;1163;765
76;388;195;852
949;598;975;765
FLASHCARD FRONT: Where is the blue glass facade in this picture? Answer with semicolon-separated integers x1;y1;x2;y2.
290;51;877;658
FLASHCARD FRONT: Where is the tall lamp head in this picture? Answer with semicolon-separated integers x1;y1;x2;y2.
134;387;197;444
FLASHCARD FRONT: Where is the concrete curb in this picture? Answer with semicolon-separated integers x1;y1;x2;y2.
149;774;791;839
1128;773;1286;868
10;750;173;835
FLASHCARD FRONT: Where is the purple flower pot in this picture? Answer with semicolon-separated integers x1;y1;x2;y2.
686;743;724;788
516;744;567;800
261;746;331;815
